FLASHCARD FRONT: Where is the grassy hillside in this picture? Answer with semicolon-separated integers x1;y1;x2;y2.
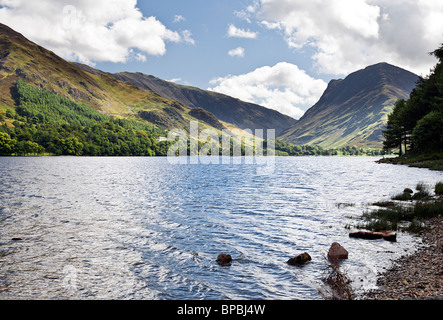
110;71;297;136
279;63;419;149
0;22;265;156
1;79;169;156
0;23;234;136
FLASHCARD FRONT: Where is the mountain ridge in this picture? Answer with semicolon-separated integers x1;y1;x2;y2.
108;70;298;136
0;22;249;135
1;22;421;150
279;62;419;148
1;22;298;138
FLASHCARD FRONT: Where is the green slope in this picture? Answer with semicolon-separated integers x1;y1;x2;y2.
0;23;229;135
109;71;297;136
279;63;419;149
1;22;266;156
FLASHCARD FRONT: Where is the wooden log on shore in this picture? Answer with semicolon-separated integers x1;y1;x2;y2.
349;231;397;242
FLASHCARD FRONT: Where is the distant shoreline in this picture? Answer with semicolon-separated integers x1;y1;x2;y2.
0;154;387;158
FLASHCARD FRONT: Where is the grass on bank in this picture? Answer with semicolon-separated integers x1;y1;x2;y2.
358;182;443;233
378;152;443;171
435;182;443;195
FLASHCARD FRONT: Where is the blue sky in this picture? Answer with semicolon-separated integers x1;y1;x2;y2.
1;0;442;119
97;1;315;87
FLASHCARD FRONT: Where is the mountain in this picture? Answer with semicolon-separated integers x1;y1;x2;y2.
0;23;242;134
279;63;419;149
1;22;420;153
108;71;297;136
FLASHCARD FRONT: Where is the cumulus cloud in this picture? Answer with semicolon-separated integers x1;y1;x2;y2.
257;0;443;76
208;62;327;119
0;0;192;65
228;47;245;58
227;24;258;39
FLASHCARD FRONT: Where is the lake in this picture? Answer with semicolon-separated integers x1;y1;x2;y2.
1;156;442;300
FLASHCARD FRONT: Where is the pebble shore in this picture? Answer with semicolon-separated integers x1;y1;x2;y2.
362;217;443;300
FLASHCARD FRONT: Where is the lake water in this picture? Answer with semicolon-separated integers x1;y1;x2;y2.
1;156;442;300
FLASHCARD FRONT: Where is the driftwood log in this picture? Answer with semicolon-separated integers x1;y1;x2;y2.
349;231;397;242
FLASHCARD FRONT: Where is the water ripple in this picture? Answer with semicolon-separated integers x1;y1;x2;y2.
1;156;442;299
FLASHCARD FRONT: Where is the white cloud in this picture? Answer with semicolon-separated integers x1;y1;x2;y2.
173;14;185;23
228;47;245;58
234;10;252;23
259;20;282;31
181;30;195;45
134;53;147;63
0;0;190;65
208;62;327;119
234;1;259;23
227;24;258;39
257;0;443;76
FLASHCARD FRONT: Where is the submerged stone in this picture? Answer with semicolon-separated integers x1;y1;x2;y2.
328;242;348;261
216;254;232;266
287;252;312;265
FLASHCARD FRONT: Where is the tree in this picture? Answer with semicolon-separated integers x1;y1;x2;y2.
60;137;84;156
383;99;409;155
412;111;443;152
0;132;17;155
383;41;443;155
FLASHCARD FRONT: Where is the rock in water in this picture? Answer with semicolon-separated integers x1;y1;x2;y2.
287;252;312;265
216;254;232;266
328;242;348;261
404;188;414;194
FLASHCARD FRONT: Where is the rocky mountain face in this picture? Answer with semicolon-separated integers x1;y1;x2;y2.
1;22;421;149
0;23;245;134
279;63;419;148
110;71;297;136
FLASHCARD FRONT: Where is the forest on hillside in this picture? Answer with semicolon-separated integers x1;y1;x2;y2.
0;80;168;156
0;79;386;157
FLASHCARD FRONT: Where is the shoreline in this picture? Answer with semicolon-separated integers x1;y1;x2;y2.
377;155;443;171
361;217;443;300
